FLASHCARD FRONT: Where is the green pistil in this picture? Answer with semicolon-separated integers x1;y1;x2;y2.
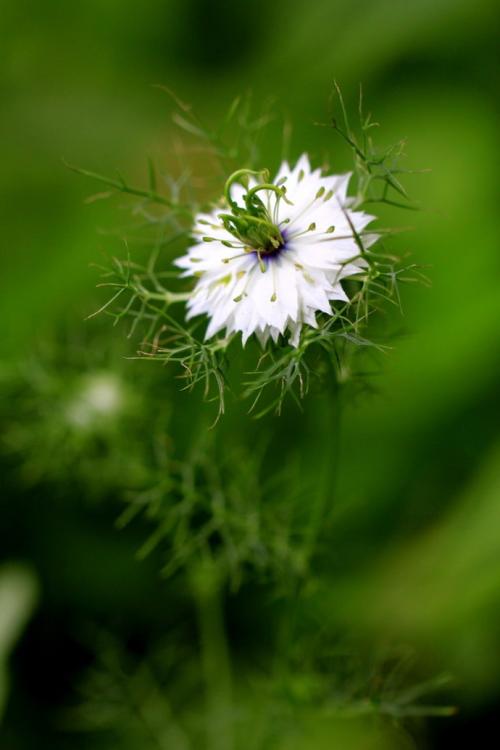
224;168;268;210
218;167;290;257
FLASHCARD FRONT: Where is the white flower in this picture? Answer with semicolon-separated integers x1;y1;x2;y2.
175;154;377;347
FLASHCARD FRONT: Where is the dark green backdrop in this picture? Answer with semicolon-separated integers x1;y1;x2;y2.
1;1;500;748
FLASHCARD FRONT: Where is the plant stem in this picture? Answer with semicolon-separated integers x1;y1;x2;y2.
192;560;233;750
63;160;193;217
140;289;191;305
275;388;342;682
303;387;342;565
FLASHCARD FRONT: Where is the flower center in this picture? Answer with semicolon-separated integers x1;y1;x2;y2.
259;228;287;258
218;167;292;262
219;208;284;255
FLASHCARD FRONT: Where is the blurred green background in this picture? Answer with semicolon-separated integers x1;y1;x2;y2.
1;0;500;748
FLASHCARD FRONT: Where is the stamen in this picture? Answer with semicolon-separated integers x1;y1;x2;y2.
288;224;317;241
222;252;252;263
198;219;220;227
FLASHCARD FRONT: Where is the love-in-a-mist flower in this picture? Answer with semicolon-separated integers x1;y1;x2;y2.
175;155;378;347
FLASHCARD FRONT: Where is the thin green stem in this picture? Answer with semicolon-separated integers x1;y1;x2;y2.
274;388;342;684
63;160;193;216
192;561;233;750
303;388;342;563
138;289;191;305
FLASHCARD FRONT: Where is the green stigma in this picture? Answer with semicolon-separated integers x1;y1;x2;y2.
217;168;291;256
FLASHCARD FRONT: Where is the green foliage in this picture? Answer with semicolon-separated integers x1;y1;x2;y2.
66;631;454;750
117;431;306;588
327;82;424;212
0;330;304;588
0;331;167;496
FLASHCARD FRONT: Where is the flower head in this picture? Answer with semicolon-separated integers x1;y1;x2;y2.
175;154;377;347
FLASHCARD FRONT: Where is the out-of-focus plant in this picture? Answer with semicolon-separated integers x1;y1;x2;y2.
0;565;38;723
0;87;441;750
64;630;453;750
0;331;169;497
